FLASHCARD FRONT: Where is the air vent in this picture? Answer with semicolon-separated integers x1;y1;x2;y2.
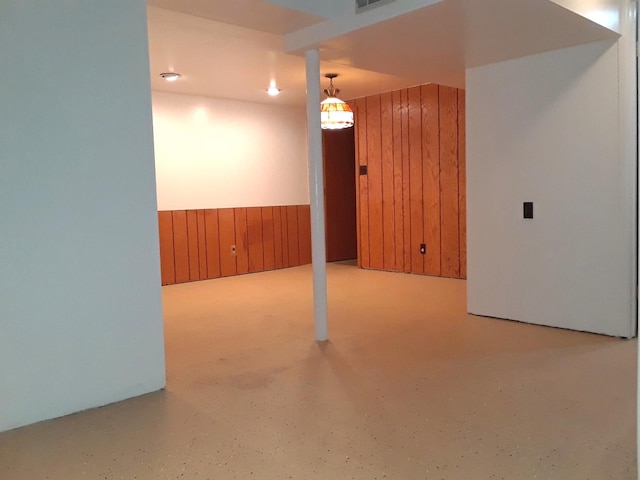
356;0;395;13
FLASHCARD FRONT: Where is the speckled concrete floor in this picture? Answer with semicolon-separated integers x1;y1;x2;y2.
1;263;637;479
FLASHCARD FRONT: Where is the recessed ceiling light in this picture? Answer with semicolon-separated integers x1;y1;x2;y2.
267;86;281;96
160;72;182;82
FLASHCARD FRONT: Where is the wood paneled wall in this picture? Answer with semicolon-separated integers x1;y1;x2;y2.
352;84;466;279
158;205;312;286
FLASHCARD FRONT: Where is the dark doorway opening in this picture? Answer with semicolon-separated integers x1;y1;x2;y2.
323;128;358;262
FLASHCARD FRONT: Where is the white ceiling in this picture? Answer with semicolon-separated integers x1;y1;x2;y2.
147;6;420;106
288;0;618;89
147;0;619;106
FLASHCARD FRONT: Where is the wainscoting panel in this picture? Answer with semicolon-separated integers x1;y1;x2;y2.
158;211;175;285
261;207;276;271
172;210;190;284
204;209;221;279
218;208;237;277
158;205;312;286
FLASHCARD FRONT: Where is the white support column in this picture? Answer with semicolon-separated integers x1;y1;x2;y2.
305;49;328;342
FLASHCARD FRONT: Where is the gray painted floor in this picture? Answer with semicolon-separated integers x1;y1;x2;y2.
1;263;636;479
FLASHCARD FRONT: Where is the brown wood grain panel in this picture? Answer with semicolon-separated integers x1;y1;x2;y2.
380;92;396;271
234;208;249;274
391;91;405;273
247;207;264;273
204;209;221;279
186;210;200;282
401;89;411;273
351;83;465;280
408;86;424;274
196;210;208;280
458;89;467;279
158;211;175;285
273;206;284;269
280;206;290;268
297;205;312;265
366;95;384;270
218;208;237;277
356;97;369;268
261;207;276;271
172;210;190;283
422;84;441;276
350;100;362;268
439;86;460;278
352;101;360;267
286;205;299;266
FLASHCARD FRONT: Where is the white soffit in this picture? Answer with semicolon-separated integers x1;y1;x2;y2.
147;0;619;105
285;0;619;89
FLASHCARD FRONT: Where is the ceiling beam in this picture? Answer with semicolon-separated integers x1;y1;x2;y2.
264;0;348;19
283;0;444;53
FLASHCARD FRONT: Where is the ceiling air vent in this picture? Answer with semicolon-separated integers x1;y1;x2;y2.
356;0;395;13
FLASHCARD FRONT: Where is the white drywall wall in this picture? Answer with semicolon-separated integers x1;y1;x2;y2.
0;1;166;431
466;39;636;337
153;92;310;210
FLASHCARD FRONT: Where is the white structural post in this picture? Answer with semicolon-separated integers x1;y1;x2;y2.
305;49;328;342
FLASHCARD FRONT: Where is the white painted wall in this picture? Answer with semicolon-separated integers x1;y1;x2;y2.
0;1;165;431
466;38;636;337
153;92;309;211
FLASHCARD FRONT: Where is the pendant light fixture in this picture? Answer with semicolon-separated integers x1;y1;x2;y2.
321;73;354;130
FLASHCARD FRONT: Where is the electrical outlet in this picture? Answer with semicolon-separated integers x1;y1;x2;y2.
420;243;426;255
230;245;236;255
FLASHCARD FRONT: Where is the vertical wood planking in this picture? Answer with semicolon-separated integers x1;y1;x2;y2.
186;210;200;282
401;89;412;273
351;100;362;267
422;84;441;276
408;86;424;274
172;210;190;283
196;210;208;280
391;90;405;272
261;207;276;270
356;97;370;268
234;208;249;274
273;206;284;269
286;205;299;266
366;95;384;270
297;205;312;265
380;92;396;271
218;208;237;277
247;207;264;273
280;206;290;268
158;211;175;285
157;204;321;285
458;89;467;279
204;209;221;279
439;86;460;278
